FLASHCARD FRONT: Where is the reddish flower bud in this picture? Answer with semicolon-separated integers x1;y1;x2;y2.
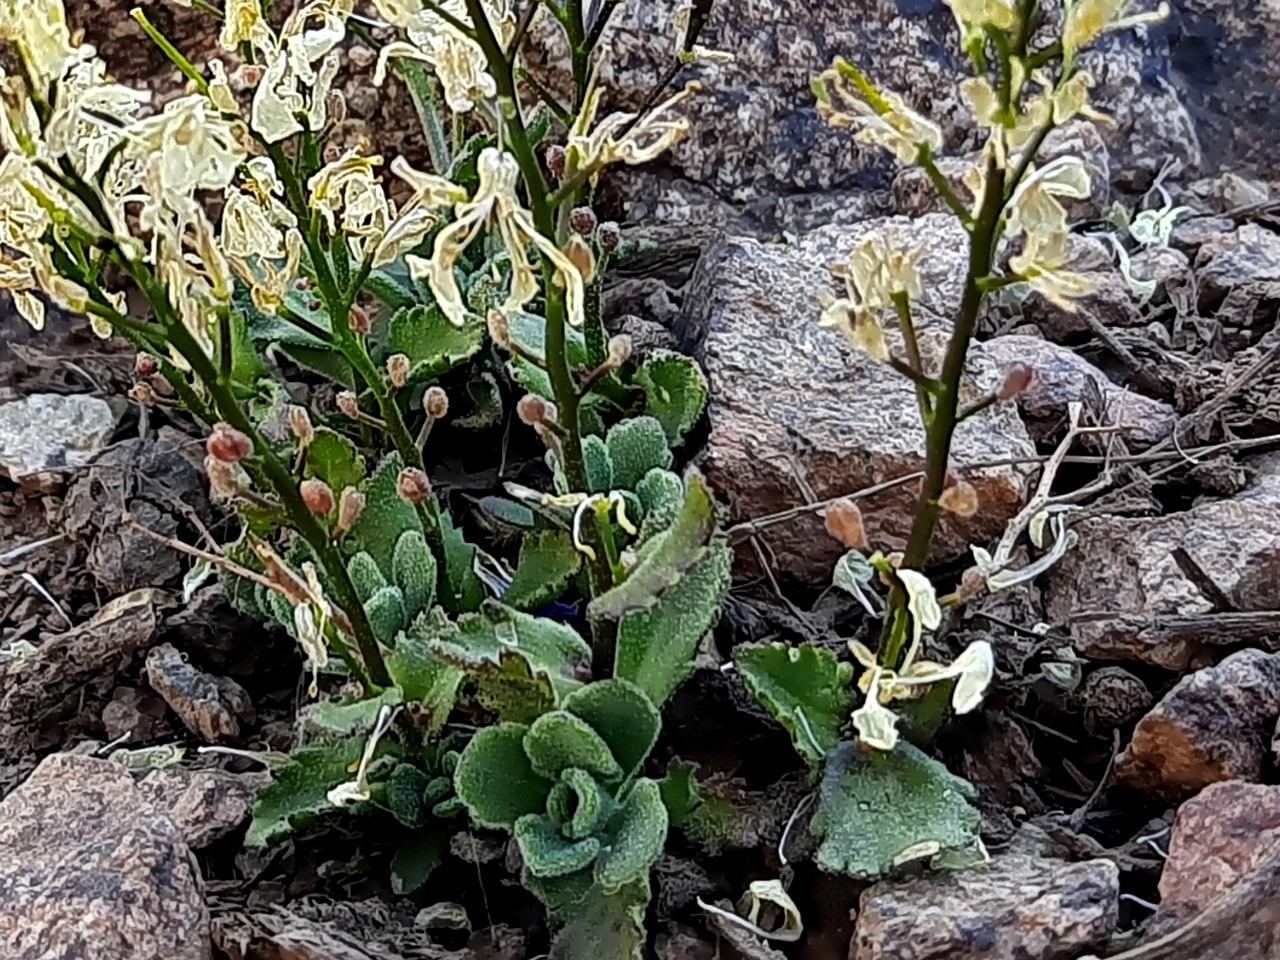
569;206;598;236
545;144;567;179
387;353;410;389
336;487;365;535
424;385;449;420
823;498;868;551
487;309;512;350
997;363;1034;401
397;467;431;504
938;480;979;518
517;394;557;427
597;221;621;252
307;299;322;311
349;304;371;335
563;236;596;283
289;405;314;445
301;478;335;516
336;391;360;418
207;424;253;463
134;353;159;377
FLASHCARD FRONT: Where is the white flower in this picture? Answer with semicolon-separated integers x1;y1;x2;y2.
371;156;466;267
307;150;392;261
293;561;334;697
246;0;348;143
816;62;943;166
565;80;699;186
1063;0;1170;60
1009;228;1097;311
897;568;942;668
406;147;586;328
128;95;245;203
326;703;400;806
1007;156;1092;239
818;232;922;361
0;0;75;90
851;667;902;751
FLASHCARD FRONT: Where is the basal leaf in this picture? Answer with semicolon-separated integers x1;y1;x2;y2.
636;350;709;447
735;642;855;767
247;738;364;848
547;879;650;960
305;427;366;495
503;531;583;611
562;679;660;784
454;723;553;829
345;454;423;574
387;304;486;381
605;416;673;491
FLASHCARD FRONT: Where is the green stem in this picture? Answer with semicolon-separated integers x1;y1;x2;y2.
891;291;932;421
130;10;210;96
917;145;975;229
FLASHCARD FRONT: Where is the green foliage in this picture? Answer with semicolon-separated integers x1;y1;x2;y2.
502;531;582;611
302;687;404;738
347;551;387;603
392;530;437;619
345;454;424;574
387;762;432;828
605;416;674;491
736;642;857;767
810;742;985;880
440;511;487;613
526;711;623;782
637;351;709;447
562;680;660;782
387;623;464;736
391;826;449;895
545;880;650;960
454;723;553;829
658;759;701;828
634;468;684;544
247;738;364;848
304;427;366;495
387;304;486;381
583;435;614;494
365;584;408;643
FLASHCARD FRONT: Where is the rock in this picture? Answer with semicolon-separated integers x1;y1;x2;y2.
1129;246;1192;308
1043;456;1280;668
145;643;255;743
0;753;209;960
102;684;178;743
675;215;1035;583
1183;173;1272;213
1114;649;1280;800
982;335;1176;448
1169;216;1235;257
1195;223;1280;313
851;854;1118;960
0;393;117;492
137;766;267;850
1154;781;1280;943
1078;666;1154;736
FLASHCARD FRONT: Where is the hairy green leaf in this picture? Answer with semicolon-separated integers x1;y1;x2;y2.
594;778;668;891
502;531;582;611
387;620;463;737
347;551;387;604
387;304;486;380
305;427;366;496
392;530;437;620
247;738;364;848
525;711;622;783
562;679;660;783
583;435;614;495
454;723;553;829
386;762;431;828
547;879;650;960
440;511;486;613
470;650;557;723
634;469;684;544
301;687;403;739
555;767;613;840
516;813;602;878
605;416;673;491
637;351;709;447
345;454;423;574
365;584;408;643
658;759;701;829
736;642;855;767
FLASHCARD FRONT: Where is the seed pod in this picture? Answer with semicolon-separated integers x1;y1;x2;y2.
397;467;431;504
336;391;360;419
569;206;598;236
823;498;868;550
517;394;557;427
997;363;1034;401
128;382;155;405
349;304;371;335
301;478;335;516
486;309;512;350
387;353;410;388
597;221;621;252
289;406;314;445
207;424;253;463
545;144;567;179
336;487;365;535
424;385;449;420
134;353;159;377
938;480;979;517
607;334;632;366
563;236;596;283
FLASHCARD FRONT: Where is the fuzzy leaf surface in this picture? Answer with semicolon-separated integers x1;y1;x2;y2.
247;738;364;848
502;531;582;611
454;723;553;829
637;350;709;447
736;642;855;768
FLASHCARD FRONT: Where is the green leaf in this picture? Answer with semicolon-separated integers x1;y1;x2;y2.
279;343;358;388
440;510;486;613
247;738;364;847
523;865;595;911
454;723;553;829
736;642;856;768
470;649;557;723
589;470;718;623
503;531;583;611
658;759;701;829
548;879;650;960
346;454;424;574
301;687;404;738
515;813;602;878
227;305;270;386
347;551;387;603
305;427;366;495
365;258;418;311
525;711;623;783
810;742;984;880
386;762;431;828
605;417;673;491
635;469;684;544
562;679;660;783
365;584;408;643
583;435;614;495
637;351;709;447
507;311;589;400
387;622;463;737
555;767;613;840
614;540;731;709
391;826;449;894
393;530;438;620
594;778;667;891
387;304;486;381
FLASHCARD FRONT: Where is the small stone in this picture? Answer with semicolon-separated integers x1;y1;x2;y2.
0;753;209;960
0;393;117;491
851;854;1118;960
1128;246;1191;306
145;643;254;744
136;766;267;850
1115;649;1280;800
1170;216;1235;256
102;685;175;743
1078;666;1154;735
982;336;1176;449
1195;223;1280;312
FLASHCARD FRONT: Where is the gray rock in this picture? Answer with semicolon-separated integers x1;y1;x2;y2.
1115;649;1280;800
982;335;1176;448
851;854;1119;960
1169;216;1236;257
137;766;267;850
145;643;255;743
1129;246;1192;307
0;753;209;960
0;393;116;490
1195;223;1280;312
1078;666;1154;736
676;215;1035;583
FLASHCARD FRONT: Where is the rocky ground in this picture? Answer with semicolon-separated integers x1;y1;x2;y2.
6;0;1280;958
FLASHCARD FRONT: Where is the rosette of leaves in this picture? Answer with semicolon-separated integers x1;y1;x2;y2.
454;679;666;959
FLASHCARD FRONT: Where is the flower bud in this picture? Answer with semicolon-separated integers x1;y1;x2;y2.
938;479;979;517
207;423;253;463
128;382;155;405
289;405;314;445
134;353;159;377
517;394;557;427
301;478;335;516
823;498;868;551
349;304;371;335
204;455;240;499
336;486;365;534
487;309;512;350
424;385;449;420
336;390;360;418
387;353;410;388
997;363;1034;401
242;64;263;86
597;221;621;252
307;298;322;311
569;206;598;236
397;467;431;504
545;143;567;179
607;334;632;366
563;236;596;283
